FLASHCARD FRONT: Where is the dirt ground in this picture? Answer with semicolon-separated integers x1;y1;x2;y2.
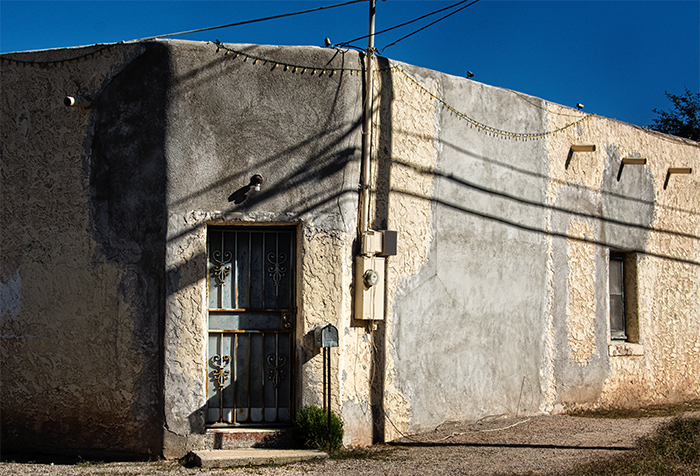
2;413;696;476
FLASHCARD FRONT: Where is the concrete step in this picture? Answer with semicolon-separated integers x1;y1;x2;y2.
192;449;328;468
204;427;293;449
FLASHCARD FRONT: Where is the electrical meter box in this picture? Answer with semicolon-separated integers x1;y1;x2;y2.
355;255;385;320
314;324;339;348
360;230;397;256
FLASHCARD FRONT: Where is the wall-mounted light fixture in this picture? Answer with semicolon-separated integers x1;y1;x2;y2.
250;174;264;191
228;174;265;204
565;144;596;169
663;167;692;190
64;96;92;108
616;157;647;182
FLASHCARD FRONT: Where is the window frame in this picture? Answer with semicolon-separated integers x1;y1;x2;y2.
608;250;640;346
609;251;627;340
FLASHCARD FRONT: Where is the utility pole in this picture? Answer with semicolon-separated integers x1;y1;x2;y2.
367;0;376;52
360;0;376;234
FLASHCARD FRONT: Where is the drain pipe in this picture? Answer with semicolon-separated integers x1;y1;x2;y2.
359;0;376;235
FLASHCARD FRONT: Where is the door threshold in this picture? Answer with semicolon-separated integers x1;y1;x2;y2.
206;422;292;429
206;426;290;432
204;427;293;450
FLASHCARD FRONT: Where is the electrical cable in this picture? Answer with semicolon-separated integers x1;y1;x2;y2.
336;0;475;48
382;0;481;51
383;407;533;443
132;0;368;42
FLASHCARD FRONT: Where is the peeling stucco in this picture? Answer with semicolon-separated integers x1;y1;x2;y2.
385;64;553;435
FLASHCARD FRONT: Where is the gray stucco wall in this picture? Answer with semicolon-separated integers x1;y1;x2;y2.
1;40;366;456
382;61;698;436
389;68;550;429
158;41;364;455
1;39;368;456
1;43;165;456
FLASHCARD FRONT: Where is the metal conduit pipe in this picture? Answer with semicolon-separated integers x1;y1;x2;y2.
359;0;376;237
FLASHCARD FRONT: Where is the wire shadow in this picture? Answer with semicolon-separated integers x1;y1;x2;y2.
389;440;635;451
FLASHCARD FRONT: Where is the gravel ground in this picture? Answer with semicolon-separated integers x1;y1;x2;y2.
2;413;695;476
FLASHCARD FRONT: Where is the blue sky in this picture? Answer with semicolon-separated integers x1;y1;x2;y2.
1;1;698;128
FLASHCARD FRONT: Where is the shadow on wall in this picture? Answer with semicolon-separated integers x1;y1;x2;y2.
386;143;698;266
88;42;171;455
3;40;696;458
167;54;698;435
165;42;362;216
370;55;394;443
94;44;695;442
160;45;366;437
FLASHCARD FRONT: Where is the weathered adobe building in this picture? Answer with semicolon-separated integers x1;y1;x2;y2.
1;40;698;458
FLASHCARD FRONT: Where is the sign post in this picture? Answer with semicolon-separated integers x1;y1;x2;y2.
314;324;339;449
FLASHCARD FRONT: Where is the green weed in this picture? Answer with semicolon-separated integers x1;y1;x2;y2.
292;405;344;452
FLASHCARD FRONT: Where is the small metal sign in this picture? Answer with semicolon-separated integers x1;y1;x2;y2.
314;324;339;348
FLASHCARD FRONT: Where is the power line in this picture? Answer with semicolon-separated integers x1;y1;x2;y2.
133;0;368;42
382;0;481;51
336;0;477;49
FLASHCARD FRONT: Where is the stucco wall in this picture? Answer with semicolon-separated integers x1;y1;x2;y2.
376;60;699;437
1;44;165;455
2;40;369;455
545;106;700;410
2;39;698;457
370;60;440;440
158;41;366;453
383;64;551;435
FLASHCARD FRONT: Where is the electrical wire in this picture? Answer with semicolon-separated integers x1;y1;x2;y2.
439;418;532;439
132;0;368;42
336;0;476;48
384;408;533;444
382;0;481;51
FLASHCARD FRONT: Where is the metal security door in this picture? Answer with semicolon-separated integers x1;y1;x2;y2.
206;227;295;425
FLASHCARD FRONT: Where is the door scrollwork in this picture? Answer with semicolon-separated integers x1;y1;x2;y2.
266;354;287;389
210;354;231;390
212;250;232;285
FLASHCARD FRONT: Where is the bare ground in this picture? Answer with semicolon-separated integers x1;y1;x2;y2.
2;412;698;476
